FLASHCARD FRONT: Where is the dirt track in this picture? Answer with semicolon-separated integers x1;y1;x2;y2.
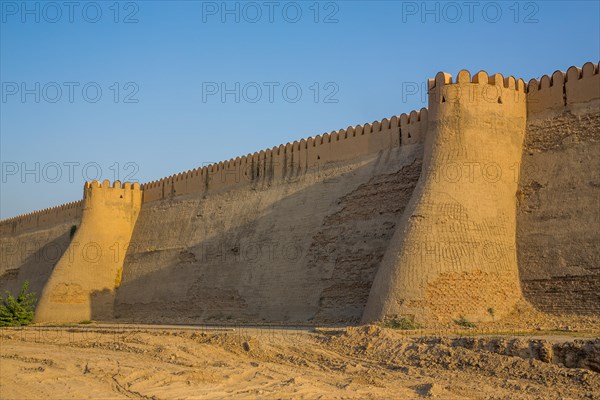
0;324;598;399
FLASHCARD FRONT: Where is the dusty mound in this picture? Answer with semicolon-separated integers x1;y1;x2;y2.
0;325;598;399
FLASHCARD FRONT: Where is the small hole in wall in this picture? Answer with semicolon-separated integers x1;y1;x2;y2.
120;195;123;199
408;133;412;138
442;96;446;103
498;97;503;104
317;155;320;160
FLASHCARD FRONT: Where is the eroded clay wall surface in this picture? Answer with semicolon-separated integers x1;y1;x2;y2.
0;223;81;299
517;62;600;315
0;202;83;297
0;109;426;323
363;70;528;324
115;145;423;324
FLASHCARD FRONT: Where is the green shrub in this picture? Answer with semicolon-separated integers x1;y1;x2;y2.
0;281;37;327
454;315;477;329
381;317;420;330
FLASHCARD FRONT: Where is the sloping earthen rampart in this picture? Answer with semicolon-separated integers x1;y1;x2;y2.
1;61;598;324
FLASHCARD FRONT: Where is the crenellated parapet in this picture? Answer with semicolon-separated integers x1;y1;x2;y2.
0;199;84;236
526;69;566;117
565;61;600;107
428;69;526;118
526;61;599;117
141;110;428;202
80;179;141;225
84;179;141;191
3;62;597;219
0;181;142;236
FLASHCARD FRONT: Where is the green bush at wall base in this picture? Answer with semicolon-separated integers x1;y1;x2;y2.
0;281;37;327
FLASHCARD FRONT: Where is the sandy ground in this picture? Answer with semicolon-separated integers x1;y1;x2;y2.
0;323;598;400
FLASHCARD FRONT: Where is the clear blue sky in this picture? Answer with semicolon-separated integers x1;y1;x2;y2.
1;0;599;219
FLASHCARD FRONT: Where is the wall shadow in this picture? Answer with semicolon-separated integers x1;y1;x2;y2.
107;146;424;326
0;230;73;302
